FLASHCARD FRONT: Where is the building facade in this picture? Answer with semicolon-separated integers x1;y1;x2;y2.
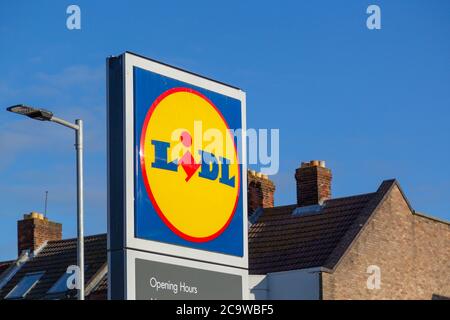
248;161;449;299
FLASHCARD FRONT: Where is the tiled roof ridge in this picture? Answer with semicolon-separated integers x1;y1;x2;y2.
323;191;377;203
263;191;377;213
46;233;107;245
253;193;376;226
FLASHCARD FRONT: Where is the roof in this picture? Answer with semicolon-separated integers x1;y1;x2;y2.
248;180;396;275
0;234;106;300
0;261;13;278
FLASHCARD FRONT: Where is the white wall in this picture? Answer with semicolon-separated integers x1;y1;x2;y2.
249;268;321;300
249;275;268;300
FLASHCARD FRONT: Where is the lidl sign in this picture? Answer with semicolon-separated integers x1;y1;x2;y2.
107;52;248;299
139;86;241;247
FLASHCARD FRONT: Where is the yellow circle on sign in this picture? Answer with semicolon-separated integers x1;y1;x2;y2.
140;88;240;242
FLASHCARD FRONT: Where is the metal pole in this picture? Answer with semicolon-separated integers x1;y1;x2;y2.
51;116;79;130
6;107;86;299
75;119;84;300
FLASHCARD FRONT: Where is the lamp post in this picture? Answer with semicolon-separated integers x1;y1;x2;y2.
6;104;85;300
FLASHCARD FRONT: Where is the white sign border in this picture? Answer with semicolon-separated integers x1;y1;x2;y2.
123;52;248;270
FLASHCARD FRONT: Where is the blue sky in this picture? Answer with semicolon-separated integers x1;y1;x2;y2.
0;0;449;261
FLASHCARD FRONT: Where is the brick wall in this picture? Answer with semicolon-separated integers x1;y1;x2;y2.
18;213;62;255
321;185;450;300
247;171;275;215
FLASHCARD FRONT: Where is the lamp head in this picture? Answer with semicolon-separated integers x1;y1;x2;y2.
6;105;53;121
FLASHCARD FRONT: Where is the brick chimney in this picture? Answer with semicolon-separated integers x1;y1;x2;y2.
247;170;275;215
295;160;332;207
17;212;62;256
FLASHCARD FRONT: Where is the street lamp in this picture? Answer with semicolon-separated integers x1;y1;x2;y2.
6;104;85;300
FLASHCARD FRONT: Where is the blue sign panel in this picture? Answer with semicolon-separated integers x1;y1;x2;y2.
134;66;244;257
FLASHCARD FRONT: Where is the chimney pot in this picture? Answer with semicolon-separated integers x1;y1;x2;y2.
295;160;332;207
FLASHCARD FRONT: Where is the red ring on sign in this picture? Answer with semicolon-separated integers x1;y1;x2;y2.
139;87;241;243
